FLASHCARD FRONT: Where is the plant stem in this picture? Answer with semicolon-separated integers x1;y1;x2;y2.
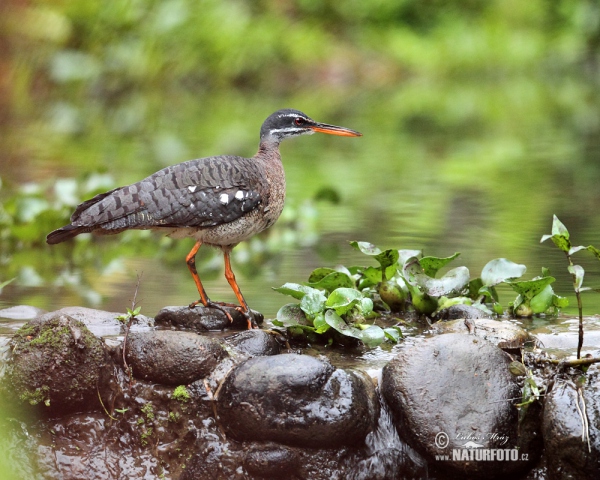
565;252;584;359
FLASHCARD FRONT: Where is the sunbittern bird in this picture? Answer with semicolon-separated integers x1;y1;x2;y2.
47;109;362;328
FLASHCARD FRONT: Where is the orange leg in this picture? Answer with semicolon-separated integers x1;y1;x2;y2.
223;248;256;329
186;241;210;307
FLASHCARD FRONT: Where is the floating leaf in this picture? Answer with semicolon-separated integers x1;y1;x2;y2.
420;253;460;277
307;271;355;292
275;304;308;326
273;283;320;300
360;325;386;347
507;276;555;299
529;284;555;314
384;326;403;343
324;309;363;339
326;288;363;315
358;266;382;289
406;265;470;297
313;313;330;333
398;249;422;267
350;241;381;256
481;258;526;286
300;290;327;317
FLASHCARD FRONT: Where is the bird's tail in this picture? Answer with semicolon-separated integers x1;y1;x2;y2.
46;224;90;244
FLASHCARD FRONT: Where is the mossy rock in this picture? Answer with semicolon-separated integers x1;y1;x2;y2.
6;314;109;413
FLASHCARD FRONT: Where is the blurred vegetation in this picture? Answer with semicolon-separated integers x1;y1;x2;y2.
1;0;600;315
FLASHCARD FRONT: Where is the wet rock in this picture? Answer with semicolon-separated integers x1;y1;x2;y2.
125;330;227;385
382;333;534;479
32;306;154;337
217;354;379;448
225;329;281;356
6;315;110;413
433;304;492;321
0;305;46;320
243;444;300;478
155;305;263;331
431;318;533;350
542;373;600;480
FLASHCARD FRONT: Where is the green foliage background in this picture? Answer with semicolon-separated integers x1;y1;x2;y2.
1;0;600;316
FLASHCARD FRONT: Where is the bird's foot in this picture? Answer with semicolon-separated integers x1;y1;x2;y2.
189;299;234;323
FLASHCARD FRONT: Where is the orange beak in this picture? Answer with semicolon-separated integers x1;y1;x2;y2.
309;122;362;137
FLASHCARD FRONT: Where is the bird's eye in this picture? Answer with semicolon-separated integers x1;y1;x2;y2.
294;117;305;126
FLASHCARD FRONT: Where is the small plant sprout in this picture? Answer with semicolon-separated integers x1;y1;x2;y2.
541;215;600;359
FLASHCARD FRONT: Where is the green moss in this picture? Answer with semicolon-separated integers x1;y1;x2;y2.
168;411;180;423
141;402;154;420
140;427;153;446
171;385;190;403
18;385;50;406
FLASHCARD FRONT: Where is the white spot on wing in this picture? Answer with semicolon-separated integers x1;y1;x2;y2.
235;190;244;200
188;186;197;193
219;193;229;205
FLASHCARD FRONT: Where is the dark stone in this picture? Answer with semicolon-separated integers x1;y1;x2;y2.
433;304;492;321
542;373;600;480
431;318;532;350
216;354;379;448
125;331;227;385
6;315;110;413
243;444;300;478
31;306;154;337
155;305;264;331
381;333;533;479
225;329;281;356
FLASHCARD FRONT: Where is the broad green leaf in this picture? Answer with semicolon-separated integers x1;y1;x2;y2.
467;277;484;299
360;325;386;347
553;294;569;308
313;313;330;333
358;266;382;289
480;258;526;286
276;303;308;326
307;267;337;283
410;266;470;297
300;290;327;317
507;276;555;299
326;288;363;315
529;284;555;314
409;289;438;315
384;326;403;343
420;253;460;277
350;241;381;255
568;264;585;292
374;249;399;280
307;271;355;292
324;309;364;340
359;297;374;315
479;285;499;302
492;302;504;315
398;249;422;267
273;283;320;300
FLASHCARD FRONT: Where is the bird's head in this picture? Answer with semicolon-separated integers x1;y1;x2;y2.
260;109;362;143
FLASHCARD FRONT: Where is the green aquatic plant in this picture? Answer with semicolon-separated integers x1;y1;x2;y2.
541;215;600;359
